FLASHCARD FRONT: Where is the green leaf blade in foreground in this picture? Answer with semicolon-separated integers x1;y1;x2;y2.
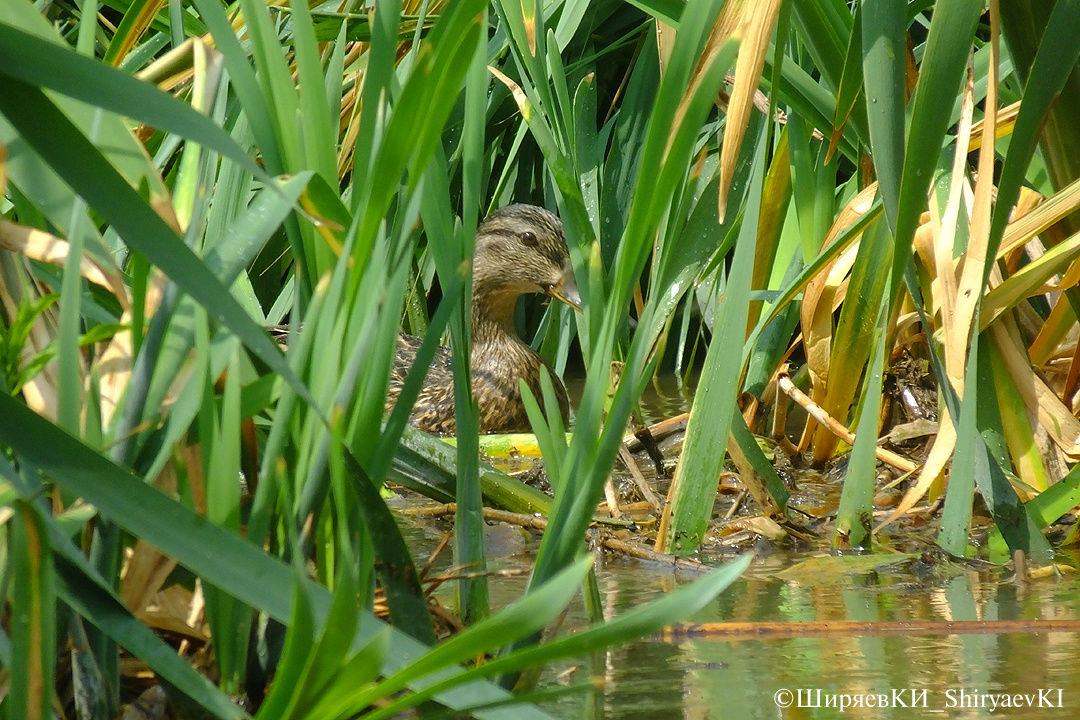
363;557;594;717
371;553;754;720
51;535;249;720
531;0;733;583
834;275;891;550
937;331;981;556
0;394;551;720
662;127;766;555
0;77;321;417
0;20;270;186
891;0;982;291
860;0;906;229
345;452;437;645
8;501;56;720
251;570;318;720
987;0;1080;263
452;33;491;625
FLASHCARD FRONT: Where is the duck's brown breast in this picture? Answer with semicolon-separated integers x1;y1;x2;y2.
385;335;568;435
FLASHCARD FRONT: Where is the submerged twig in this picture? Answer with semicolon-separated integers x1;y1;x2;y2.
400;503;550;530
1012;549;1028;587
600;536;710;572
603;476;622;518
618;443;662;510
724;489;748;520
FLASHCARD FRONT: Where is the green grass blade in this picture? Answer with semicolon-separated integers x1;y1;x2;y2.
344;451;437;645
419;142;488;621
56;198;90;434
937;333;982;555
532;0;733;579
0;395;545;719
350;0;402;190
860;0;906;229
188;0;283;173
350;0;485;274
8;501;55;720
0;21;272;187
827;1;863;161
455;27;491;622
251;569;317;720
834;282;890;549
764;57;859;161
810;214;891;461
289;0;339;185
1000;0;1080;208
1022;463;1080;529
202;344;250;692
988;0;1080;261
368;553;752;719
0;78;322;415
891;0;982;290
102;0;159;65
662;126;765;553
359;557;595;718
790;0;851;92
989;338;1050;494
292;544;367;714
976;335;1054;561
624;0;684;26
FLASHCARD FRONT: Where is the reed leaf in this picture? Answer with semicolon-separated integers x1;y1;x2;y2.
659;125;766;554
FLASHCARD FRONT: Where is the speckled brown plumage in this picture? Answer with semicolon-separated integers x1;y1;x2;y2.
385;204;578;435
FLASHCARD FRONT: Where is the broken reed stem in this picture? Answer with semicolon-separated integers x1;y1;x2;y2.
401;503;550;530
661;617;1080;641
623;413;689;450
777;374;919;473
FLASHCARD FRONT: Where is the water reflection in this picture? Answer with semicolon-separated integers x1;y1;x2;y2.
564;374;696;427
513;557;1080;719
395;371;1079;719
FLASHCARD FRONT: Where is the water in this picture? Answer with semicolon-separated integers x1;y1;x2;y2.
498;555;1080;719
397;499;1080;719
397;373;1080;719
564;374;696;426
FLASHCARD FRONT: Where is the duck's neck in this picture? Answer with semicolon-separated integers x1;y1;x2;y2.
469;281;570;426
471;287;528;352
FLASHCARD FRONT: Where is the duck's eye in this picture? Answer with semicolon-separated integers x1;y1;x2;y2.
520;231;538;247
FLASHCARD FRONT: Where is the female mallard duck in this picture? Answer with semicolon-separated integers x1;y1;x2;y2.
387;204;578;435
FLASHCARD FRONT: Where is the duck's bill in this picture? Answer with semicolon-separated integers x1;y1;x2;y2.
549;268;582;310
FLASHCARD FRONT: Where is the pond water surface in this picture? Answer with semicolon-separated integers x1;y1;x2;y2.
491;552;1080;720
405;375;1080;719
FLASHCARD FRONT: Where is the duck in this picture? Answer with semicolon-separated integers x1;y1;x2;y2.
387;204;579;435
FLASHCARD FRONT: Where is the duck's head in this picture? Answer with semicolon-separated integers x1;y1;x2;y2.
472;204;580;321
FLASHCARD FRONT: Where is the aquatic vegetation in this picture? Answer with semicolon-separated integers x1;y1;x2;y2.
2;0;1080;718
